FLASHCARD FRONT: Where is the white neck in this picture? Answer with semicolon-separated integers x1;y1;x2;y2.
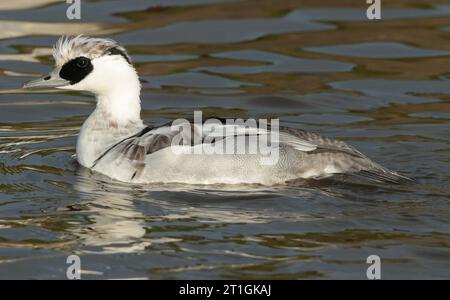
95;80;142;125
95;67;142;125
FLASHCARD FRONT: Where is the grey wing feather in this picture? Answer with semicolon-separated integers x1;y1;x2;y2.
279;126;365;158
279;127;412;183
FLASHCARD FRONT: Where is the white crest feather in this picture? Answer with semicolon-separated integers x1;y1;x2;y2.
52;35;130;67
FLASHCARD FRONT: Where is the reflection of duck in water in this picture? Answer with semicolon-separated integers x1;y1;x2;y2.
70;168;321;254
24;36;410;185
71;169;280;250
71;167;149;254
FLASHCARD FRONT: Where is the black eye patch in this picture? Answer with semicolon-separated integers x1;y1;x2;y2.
59;56;93;85
107;47;132;65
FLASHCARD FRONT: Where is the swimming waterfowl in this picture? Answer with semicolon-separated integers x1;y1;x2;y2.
22;36;410;185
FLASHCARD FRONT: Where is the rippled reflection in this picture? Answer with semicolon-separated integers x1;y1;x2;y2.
70;168;149;254
66;165;334;258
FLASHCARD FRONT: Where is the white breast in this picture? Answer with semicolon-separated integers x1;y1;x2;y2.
76;110;144;168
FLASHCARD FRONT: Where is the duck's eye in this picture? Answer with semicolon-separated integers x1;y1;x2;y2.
76;57;89;68
60;56;93;84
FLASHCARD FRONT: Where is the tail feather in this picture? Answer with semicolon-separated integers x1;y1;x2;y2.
355;168;413;184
